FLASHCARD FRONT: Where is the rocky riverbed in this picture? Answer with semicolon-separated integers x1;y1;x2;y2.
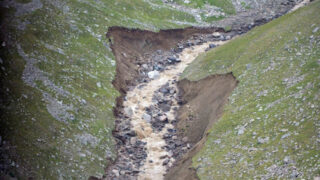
105;32;236;179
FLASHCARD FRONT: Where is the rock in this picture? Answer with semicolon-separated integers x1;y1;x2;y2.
79;153;86;157
281;133;291;139
163;133;171;139
112;169;120;177
213;139;221;144
160;155;168;159
176;45;184;51
238;126;245;135
168;151;173;157
158;115;167;122
81;99;87;105
159;84;170;94
148;71;160;79
283;156;291;164
162;159;170;166
143;113;152;123
212;32;221;38
257;137;269;144
167;57;181;64
124;107;133;117
130;137;137;145
156;50;162;54
185;42;194;47
284;44;290;51
142;64;148;69
153;64;163;71
209;44;216;48
182;136;188;142
126;131;136;137
291;170;299;178
312;27;319;33
174;46;183;53
159;103;171;112
248;147;258;152
252;132;257;136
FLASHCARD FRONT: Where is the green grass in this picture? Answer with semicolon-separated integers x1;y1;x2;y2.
181;1;320;179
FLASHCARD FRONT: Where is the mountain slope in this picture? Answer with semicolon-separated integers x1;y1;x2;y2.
0;0;204;178
181;1;320;179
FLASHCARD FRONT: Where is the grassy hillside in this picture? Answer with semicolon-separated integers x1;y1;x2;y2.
182;1;320;179
0;0;219;179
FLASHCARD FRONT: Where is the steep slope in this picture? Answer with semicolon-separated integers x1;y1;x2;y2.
179;1;319;179
0;0;207;179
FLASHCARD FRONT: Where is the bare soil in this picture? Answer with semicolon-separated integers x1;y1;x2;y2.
165;73;238;180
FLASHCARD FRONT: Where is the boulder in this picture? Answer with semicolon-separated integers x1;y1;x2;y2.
143;113;152;123
112;169;120;177
142;64;148;69
209;44;216;48
124;107;133;117
158;115;167;122
167;57;181;64
147;71;160;79
312;27;319;33
159;103;171;112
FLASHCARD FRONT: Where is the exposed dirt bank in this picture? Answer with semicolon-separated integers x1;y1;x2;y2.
106;27;225;115
177;73;238;145
165;73;238;180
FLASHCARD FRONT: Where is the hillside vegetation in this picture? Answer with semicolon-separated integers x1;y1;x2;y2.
0;0;215;178
181;1;320;179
